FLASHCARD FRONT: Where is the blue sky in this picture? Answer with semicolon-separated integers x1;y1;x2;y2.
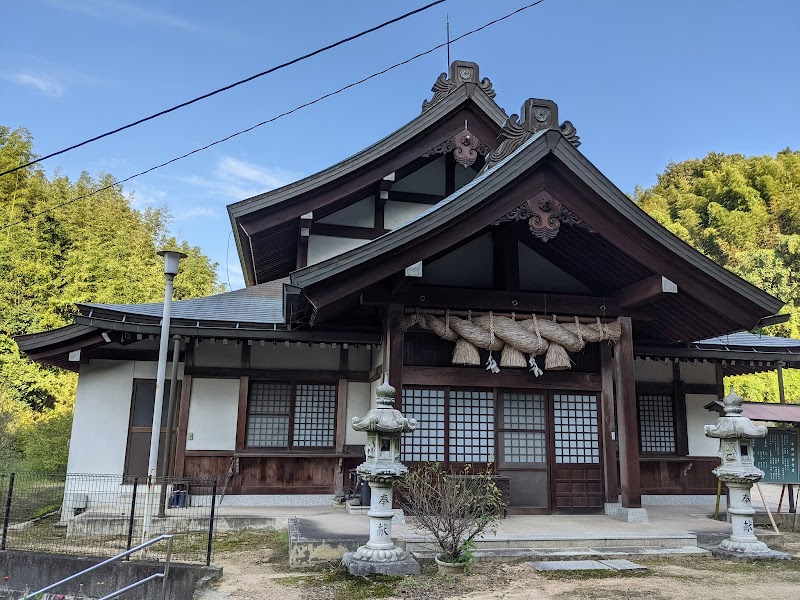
2;0;798;290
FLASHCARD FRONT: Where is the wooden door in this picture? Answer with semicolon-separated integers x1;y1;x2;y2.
124;379;175;477
497;390;549;513
551;392;604;512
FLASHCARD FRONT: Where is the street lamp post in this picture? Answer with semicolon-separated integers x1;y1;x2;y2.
142;250;186;544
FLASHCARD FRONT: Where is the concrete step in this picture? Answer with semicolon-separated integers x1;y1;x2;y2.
412;545;711;562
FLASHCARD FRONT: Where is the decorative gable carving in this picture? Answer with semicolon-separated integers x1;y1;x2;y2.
482;99;581;172
495;190;594;242
422;60;496;113
422;127;491;168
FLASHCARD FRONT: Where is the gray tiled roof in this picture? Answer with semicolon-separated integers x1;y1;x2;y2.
81;279;285;325
693;331;800;350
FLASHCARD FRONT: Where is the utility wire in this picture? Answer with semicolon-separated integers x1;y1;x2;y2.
0;0;446;178
1;0;546;231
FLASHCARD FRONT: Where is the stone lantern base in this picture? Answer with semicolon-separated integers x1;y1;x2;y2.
342;553;421;576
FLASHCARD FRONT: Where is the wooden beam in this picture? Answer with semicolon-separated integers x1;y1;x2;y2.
335;348;349;454
173;339;194;478
386;191;444;205
673;362;689;456
715;363;725;399
311;223;389;240
404;365;602;391
297;213;311;270
616;274;677;308
362;285;655;319
184;366;372;381
235;343;251;453
614;316;641;508
600;344;619;503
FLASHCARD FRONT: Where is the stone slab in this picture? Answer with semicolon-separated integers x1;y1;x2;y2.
598;559;647;570
529;560;612;571
342;552;421;576
710;547;792;562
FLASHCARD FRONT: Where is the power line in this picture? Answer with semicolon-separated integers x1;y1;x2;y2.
0;0;446;178
1;0;546;231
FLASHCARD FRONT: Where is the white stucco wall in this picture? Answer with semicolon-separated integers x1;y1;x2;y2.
346;382;371;445
686;393;720;457
132;360;184;380
392;157;445;195
680;361;717;384
317;197;374;227
194;340;242;368
307;235;369;266
383;201;431;229
250;343;341;370
634;358;673;383
347;345;372;371
68;360;136;475
186;378;239;451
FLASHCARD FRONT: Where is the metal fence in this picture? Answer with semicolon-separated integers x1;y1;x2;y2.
0;472;218;565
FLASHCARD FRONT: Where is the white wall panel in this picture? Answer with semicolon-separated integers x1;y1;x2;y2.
186;378;239;451
686;393;721;456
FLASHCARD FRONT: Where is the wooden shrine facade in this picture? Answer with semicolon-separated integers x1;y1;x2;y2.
16;61;786;515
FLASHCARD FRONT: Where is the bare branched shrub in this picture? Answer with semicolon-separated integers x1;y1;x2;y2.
399;462;506;563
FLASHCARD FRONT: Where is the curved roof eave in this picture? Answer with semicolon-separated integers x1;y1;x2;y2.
290;129;783;319
226;83;508;222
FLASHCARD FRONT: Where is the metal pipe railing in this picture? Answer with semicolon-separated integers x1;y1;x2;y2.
28;533;174;600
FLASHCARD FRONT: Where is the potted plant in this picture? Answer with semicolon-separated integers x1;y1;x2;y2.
399;462;506;573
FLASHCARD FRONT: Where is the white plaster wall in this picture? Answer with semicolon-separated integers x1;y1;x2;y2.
346;382;371;445
420;233;493;288
686;393;721;456
680;361;717;384
186;378;239;451
634;358;673;383
317;197;374;227
384;201;431;229
454;164;476;190
67;360;135;475
307;235;369;266
194;340;242;368
518;243;592;294
347;345;372;371
132;360;184;380
391;157;445;195
250;343;341;370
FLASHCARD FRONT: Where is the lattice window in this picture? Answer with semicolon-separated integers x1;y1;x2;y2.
638;393;676;453
294;384;336;447
553;394;599;464
401;388;445;462
500;392;546;464
449;390;494;463
247;382;292;447
246;381;336;448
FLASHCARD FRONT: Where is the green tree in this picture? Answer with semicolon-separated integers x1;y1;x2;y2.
637;149;800;403
0;126;223;469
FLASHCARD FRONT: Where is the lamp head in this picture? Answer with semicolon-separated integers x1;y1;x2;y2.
157;250;188;276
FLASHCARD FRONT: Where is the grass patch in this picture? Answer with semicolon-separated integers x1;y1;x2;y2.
275;566;404;600
538;568;653;581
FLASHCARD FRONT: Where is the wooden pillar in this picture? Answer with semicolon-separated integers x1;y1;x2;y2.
387;304;405;407
600;343;619;504
778;361;786;404
614;316;641;508
173;339;194;478
715;363;725;399
672;362;689;456
233;342;251;493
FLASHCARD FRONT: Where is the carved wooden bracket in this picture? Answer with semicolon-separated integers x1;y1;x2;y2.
422;128;490;168
495;190;594;242
422;60;495;113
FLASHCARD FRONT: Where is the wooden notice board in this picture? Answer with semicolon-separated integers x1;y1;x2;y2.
753;429;800;484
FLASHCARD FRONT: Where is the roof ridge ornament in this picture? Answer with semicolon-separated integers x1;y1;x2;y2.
422;60;495;113
482;99;581;172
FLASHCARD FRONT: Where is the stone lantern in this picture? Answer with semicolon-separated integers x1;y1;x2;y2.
342;376;421;576
704;388;790;560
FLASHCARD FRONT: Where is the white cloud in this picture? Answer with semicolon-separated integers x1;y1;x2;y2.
176;157;302;202
126;184;166;209
46;0;200;31
5;72;65;97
